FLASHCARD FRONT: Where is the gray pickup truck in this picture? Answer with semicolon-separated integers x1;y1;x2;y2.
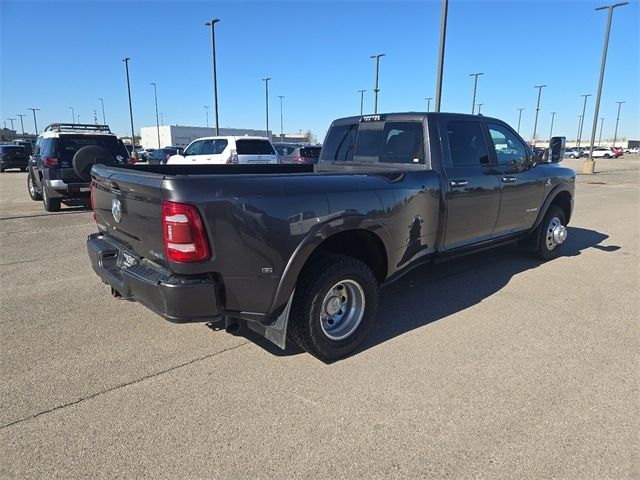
87;112;575;361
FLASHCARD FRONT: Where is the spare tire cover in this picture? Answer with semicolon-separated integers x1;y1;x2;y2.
72;145;116;181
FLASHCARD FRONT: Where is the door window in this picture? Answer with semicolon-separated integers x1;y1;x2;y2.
446;121;490;166
487;124;528;165
184;140;205;156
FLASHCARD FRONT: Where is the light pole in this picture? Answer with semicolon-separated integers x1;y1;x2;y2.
16;114;26;134
7;118;16;131
150;82;161;149
28;108;40;134
262;77;271;139
477;103;483;114
160;113;164;125
584;2;628;174
203;106;209;127
278;95;284;142
98;98;106;124
577;93;592;147
358;90;366;116
122;57;136;152
517;107;524;133
370;53;385;114
549;111;556;139
612;100;625;147
434;0;448;112
469;72;483;114
425;97;432;112
69;107;75;123
532;84;547;145
205;19;221;135
576;115;583;146
598;117;605;145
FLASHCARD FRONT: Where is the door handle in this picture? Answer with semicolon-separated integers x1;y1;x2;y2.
501;176;517;183
450;180;468;188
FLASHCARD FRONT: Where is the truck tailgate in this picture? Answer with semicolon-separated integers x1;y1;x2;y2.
92;166;167;267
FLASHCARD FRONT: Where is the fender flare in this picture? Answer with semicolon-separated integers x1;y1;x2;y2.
531;184;574;231
267;215;390;315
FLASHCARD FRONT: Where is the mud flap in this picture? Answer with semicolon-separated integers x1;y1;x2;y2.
246;290;295;350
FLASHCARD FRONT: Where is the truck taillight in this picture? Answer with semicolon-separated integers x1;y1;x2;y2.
162;201;210;262
43;156;58;167
226;149;238;164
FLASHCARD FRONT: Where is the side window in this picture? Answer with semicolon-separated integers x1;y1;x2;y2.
212;139;228;154
34;139;42;155
199;140;215;155
487;123;528;164
319;124;357;162
184;140;204;156
446;121;490;166
380;122;424;163
41;138;55;156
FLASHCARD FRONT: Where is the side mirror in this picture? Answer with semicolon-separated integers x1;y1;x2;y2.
177;148;184;156
548;136;565;163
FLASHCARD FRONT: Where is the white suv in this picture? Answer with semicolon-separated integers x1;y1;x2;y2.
167;136;278;165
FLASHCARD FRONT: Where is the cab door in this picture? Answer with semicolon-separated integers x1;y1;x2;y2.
441;119;501;249
485;122;546;236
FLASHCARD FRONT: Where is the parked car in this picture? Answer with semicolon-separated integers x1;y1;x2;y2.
0;144;29;172
273;143;322;164
14;140;33;156
87;112;575;361
27;123;133;211
589;146;617;158
167;136;277;164
147;147;181;165
564;148;582;159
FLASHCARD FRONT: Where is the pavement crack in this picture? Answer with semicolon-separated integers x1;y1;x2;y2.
0;340;250;430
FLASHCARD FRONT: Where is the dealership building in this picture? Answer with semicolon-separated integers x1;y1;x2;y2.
140;125;272;149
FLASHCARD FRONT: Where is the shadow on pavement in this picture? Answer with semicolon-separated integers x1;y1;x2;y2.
207;227;617;360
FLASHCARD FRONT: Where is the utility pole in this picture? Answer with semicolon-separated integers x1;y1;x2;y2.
204;106;209;127
278;95;284;142
576;115;583;145
262;77;271;139
98;97;106;124
598;117;605;145
469;72;483;114
122;57;137;153
28;108;40;134
16;114;26;134
577;93;592;147
358;90;366;116
69;107;75;124
517;108;524;133
532;84;547;145
150;82;161;148
549;111;556;139
425;97;432;112
93;110;98;125
477;103;483;114
160;113;164;126
7;118;16;131
612;100;625;147
584;2;628;174
206;19;221;135
434;0;448;112
370;53;385;114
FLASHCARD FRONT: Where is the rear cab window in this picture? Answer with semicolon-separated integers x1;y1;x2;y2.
236;140;275;155
320;118;425;165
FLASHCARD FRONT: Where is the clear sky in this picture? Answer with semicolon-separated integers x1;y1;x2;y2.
1;0;639;143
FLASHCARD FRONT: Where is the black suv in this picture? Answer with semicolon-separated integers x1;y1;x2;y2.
0;145;29;172
27;123;131;211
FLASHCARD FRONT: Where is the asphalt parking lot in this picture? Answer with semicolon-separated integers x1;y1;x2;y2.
1;157;638;479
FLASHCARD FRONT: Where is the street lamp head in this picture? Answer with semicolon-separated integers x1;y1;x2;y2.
469;72;484;77
596;2;628;10
262;77;271;82
206;18;221;26
535;84;547;88
370;53;385;59
122;57;130;62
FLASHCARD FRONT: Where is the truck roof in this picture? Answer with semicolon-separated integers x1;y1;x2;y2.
330;112;503;125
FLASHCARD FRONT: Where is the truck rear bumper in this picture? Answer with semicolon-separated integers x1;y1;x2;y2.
87;233;221;323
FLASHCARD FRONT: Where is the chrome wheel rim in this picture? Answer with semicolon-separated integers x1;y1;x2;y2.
320;279;365;341
28;176;34;196
545;216;567;250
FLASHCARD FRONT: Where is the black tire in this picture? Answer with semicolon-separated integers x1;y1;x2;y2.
42;185;61;212
570;154;576;159
604;154;611;159
72;145;116;182
288;255;379;362
531;205;567;261
27;174;42;200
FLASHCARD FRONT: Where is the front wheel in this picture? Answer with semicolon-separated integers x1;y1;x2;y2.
604;154;611;158
570;154;576;159
531;205;567;261
288;255;379;362
27;174;42;200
